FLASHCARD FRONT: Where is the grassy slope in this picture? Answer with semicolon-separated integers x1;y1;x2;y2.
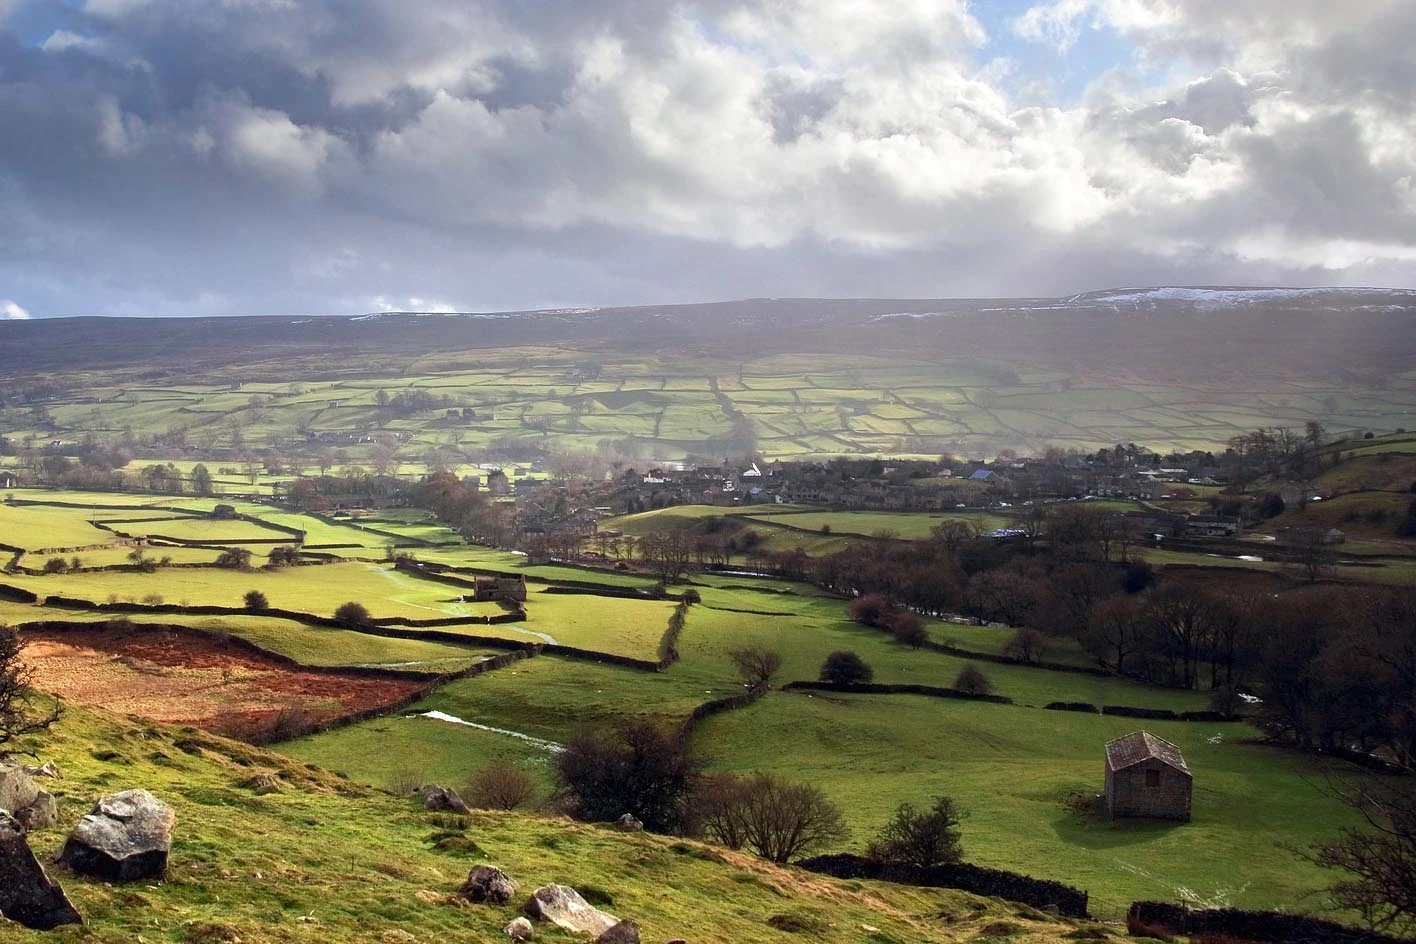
696;692;1362;917
10;705;1085;944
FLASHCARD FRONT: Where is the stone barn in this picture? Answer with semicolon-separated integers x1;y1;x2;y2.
1104;731;1192;822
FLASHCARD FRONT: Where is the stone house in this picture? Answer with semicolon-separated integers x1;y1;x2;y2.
1104;731;1192;822
1185;514;1241;538
471;575;527;603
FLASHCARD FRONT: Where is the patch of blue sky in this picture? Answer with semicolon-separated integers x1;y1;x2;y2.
4;0;88;48
971;0;1136;105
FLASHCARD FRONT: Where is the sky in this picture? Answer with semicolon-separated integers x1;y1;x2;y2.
0;0;1413;318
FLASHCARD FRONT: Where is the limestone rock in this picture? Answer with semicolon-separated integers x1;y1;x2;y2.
0;811;83;930
614;813;644;831
416;784;471;814
504;916;535;941
460;864;518;905
0;763;39;815
246;774;281;795
22;762;63;780
523;884;619;938
0;763;58;833
596;919;641;943
59;789;174;882
14;791;58;832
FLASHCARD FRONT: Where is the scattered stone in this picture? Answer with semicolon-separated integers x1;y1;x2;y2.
460;864;518;905
246;774;281;795
14;792;58;832
504;916;535;941
596;918;641;943
22;762;63;780
614;813;644;831
523;884;619;938
380;930;418;943
59;789;175;882
416;784;471;814
0;811;83;930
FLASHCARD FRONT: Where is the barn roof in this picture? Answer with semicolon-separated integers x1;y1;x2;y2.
1105;731;1190;775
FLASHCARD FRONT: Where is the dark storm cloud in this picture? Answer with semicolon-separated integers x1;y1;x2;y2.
0;0;1412;317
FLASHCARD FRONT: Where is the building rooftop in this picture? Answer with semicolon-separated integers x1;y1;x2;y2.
1105;731;1190;775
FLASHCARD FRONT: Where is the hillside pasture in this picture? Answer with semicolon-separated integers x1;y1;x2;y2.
0;501;124;550
697;691;1362;916
3;561;506;620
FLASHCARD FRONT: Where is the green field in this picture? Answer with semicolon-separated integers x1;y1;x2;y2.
1;486;1404;923
27;704;1049;944
4;561;503;620
698;692;1357;915
10;348;1416;465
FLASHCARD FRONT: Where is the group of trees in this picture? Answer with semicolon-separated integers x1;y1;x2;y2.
553;721;847;862
552;719;966;869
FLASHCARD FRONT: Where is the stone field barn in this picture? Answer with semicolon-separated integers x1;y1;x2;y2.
1104;731;1192;822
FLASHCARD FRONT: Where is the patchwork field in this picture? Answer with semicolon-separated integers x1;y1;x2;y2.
7;347;1416;468
23;624;430;736
1;485;1407;922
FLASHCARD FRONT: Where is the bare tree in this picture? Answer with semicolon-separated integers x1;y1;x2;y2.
735;774;849;863
728;646;784;688
465;763;538;811
1307;783;1416;937
1;624;59;750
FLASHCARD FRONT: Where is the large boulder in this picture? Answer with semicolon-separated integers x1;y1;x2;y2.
59;789;174;882
416;784;471;815
0;762;57;833
0;763;40;815
523;884;619;938
460;864;518;905
614;813;644;831
597;919;641;943
0;811;83;930
14;792;58;832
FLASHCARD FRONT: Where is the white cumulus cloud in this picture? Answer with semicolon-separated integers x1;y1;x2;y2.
1;299;31;320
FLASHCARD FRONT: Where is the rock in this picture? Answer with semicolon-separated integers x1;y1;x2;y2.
14;792;58;832
614;813;644;831
0;811;83;930
0;764;58;833
504;916;535;941
596;919;641;943
246;774;281;795
460;864;518;905
523;884;619;938
0;763;40;815
22;762;63;780
59;789;174;882
416;784;471;815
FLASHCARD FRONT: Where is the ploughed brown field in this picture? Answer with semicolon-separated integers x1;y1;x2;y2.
22;625;427;739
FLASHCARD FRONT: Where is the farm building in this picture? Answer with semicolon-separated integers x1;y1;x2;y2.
1104;731;1192;822
471;575;527;603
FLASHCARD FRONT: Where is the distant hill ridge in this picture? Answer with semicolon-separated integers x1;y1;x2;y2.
0;287;1412;383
